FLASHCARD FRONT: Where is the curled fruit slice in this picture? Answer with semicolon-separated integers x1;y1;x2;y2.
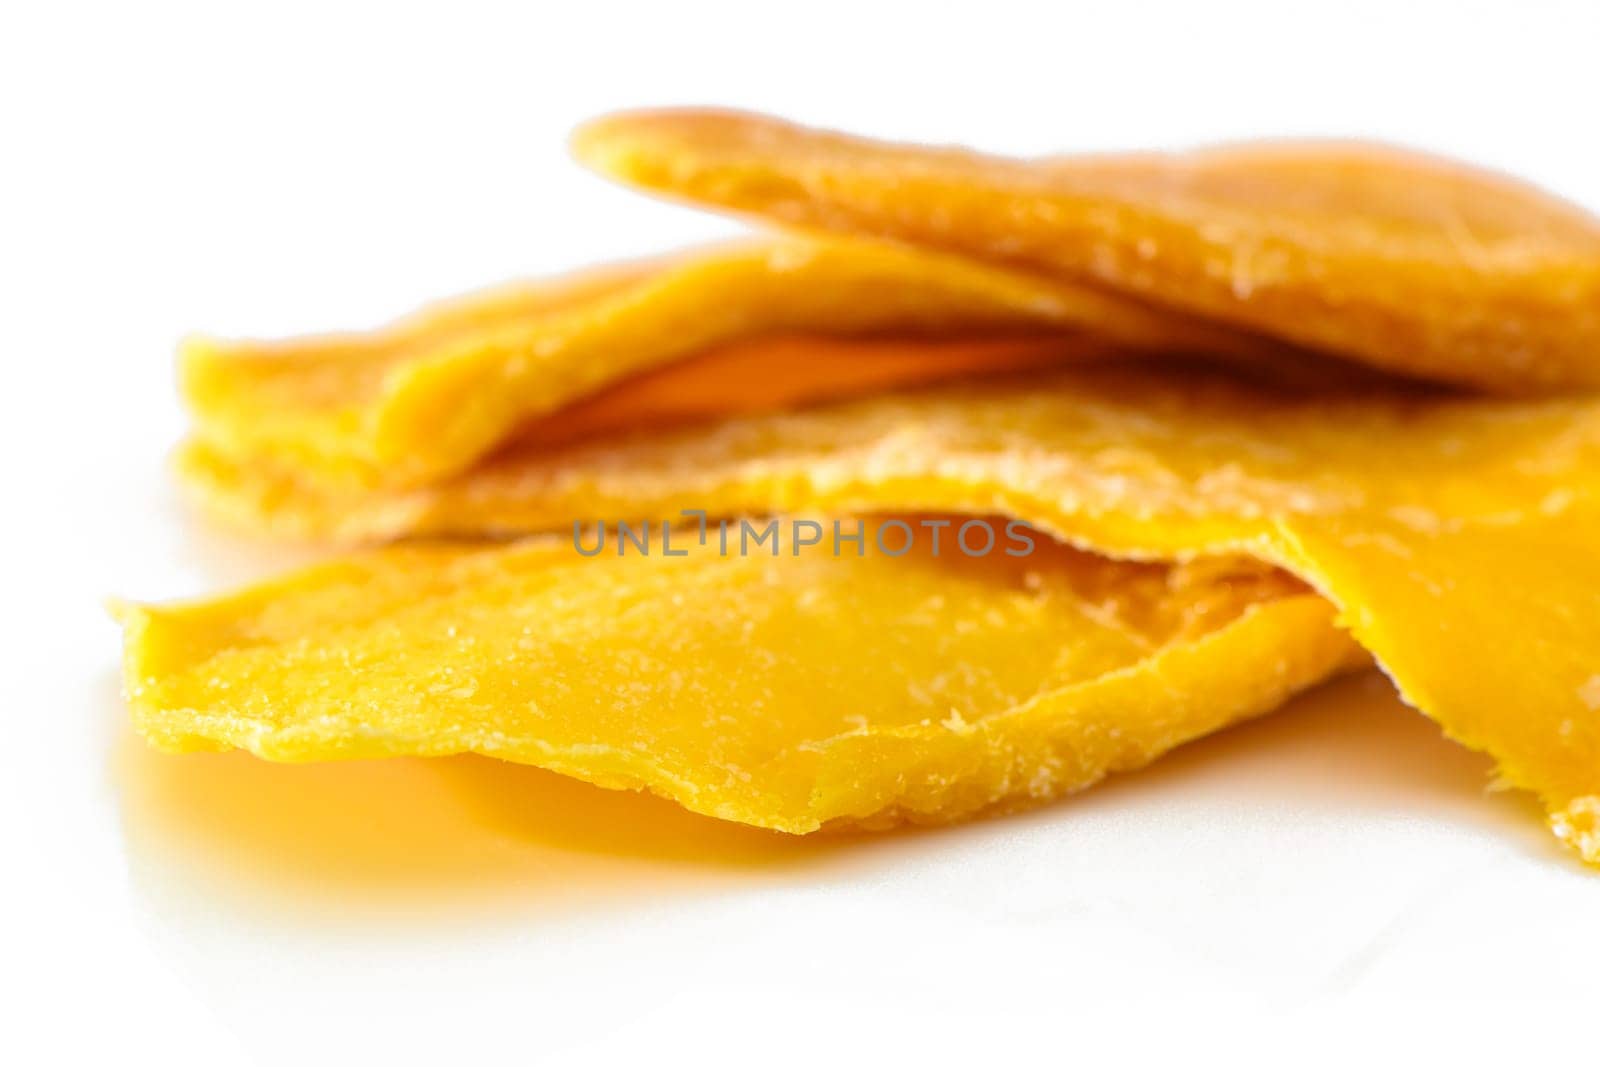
573;109;1600;392
182;236;1278;490
138;111;1600;866
115;526;1362;831
174;365;1600;863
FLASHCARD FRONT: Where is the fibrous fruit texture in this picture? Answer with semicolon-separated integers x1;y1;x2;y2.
121;110;1600;866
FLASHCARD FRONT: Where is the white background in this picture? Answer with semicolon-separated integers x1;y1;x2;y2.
5;1;1599;1061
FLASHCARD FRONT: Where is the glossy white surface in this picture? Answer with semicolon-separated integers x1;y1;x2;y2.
7;2;1598;1061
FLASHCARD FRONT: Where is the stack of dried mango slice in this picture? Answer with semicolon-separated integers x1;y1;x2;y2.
118;110;1600;865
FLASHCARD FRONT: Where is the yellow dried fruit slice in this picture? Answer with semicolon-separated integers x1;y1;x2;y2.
183;236;1279;490
179;363;1600;544
573;109;1600;392
115;526;1362;832
172;328;1381;539
509;334;1107;451
174;366;1600;862
181;256;656;485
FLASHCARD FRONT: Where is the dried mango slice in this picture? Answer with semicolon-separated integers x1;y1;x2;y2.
173;331;1383;540
179;363;1600;544
1274;511;1600;829
174;367;1600;862
573;109;1600;392
180;255;654;486
115;527;1362;831
183;236;1278;489
511;334;1112;450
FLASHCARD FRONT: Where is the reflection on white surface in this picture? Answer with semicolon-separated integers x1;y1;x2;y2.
108;668;1590;1062
15;2;1600;1057
116;671;1547;926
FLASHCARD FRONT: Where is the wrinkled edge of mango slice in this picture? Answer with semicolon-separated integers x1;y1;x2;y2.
170;368;1600;864
571;108;1600;393
182;235;1293;491
113;534;1364;833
